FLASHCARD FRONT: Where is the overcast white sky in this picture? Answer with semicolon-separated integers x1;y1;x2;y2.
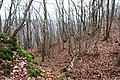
0;0;119;20
0;0;90;19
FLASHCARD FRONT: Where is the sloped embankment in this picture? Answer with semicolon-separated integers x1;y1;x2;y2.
0;33;42;79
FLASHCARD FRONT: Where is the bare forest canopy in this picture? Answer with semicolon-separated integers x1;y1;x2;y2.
0;0;119;61
0;0;119;48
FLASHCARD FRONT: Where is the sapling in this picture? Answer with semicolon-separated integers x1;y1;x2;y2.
117;51;120;66
93;42;98;56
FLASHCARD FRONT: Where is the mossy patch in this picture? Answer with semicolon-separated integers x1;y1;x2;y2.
0;64;11;76
24;64;42;77
0;33;37;63
0;33;40;77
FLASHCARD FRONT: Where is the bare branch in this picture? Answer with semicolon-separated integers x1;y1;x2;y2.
12;0;34;37
0;0;3;10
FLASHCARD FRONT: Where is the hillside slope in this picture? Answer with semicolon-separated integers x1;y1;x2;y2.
34;19;120;80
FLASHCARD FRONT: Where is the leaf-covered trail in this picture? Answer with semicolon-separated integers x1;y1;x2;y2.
34;20;120;80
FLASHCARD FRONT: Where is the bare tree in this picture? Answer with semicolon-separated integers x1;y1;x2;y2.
12;0;34;37
41;0;48;61
0;0;3;32
104;0;110;40
104;0;115;40
0;12;2;32
0;0;3;9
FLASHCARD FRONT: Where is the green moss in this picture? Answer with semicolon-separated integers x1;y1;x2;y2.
17;49;37;64
0;32;40;77
25;64;41;77
25;64;32;69
28;69;37;77
0;32;36;63
6;53;13;61
0;48;13;60
0;33;6;38
3;39;16;46
32;60;38;65
35;68;41;76
1;64;11;76
0;51;7;60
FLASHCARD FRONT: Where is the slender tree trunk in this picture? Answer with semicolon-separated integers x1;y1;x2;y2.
0;0;4;32
41;0;48;62
0;14;2;32
108;0;115;37
104;0;109;40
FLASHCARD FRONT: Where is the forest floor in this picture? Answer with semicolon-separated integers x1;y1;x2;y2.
34;19;120;80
